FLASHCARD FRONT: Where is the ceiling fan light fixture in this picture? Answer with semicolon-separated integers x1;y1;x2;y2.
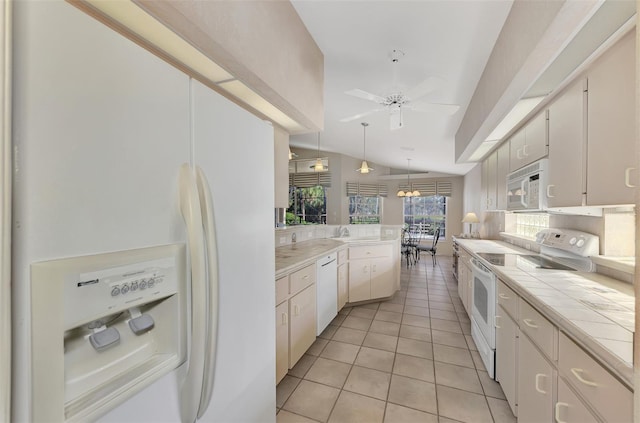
356;122;374;174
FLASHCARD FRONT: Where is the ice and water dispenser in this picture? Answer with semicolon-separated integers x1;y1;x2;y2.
30;244;187;421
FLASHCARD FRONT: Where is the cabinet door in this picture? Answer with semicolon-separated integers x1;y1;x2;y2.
484;152;498;210
289;284;316;367
275;301;289;384
517;334;555;423
495;305;518;416
547;79;585;207
522;111;548;166
586;31;636;206
496;142;510;210
556;378;598;423
370;256;394;299
509;129;526;171
337;263;348;310
348;259;371;302
457;263;466;312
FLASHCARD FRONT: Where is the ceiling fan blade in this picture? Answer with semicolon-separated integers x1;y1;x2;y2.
339;108;386;123
405;76;444;101
408;102;460;115
344;89;387;104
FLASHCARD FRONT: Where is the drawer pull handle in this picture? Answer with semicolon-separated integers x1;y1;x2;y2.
624;167;636;188
303;275;309;279
555;402;569;423
523;318;538;328
495;315;501;329
282;312;288;325
571;368;598;387
535;373;547;394
294;305;300;316
498;293;510;300
546;184;555;198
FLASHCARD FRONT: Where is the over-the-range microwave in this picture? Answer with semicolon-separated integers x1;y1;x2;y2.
507;159;548;211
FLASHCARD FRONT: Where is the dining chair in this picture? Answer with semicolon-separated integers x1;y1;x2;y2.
416;226;441;266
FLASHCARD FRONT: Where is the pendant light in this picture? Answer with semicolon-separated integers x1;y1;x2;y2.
310;132;327;172
396;159;421;197
356;122;374;174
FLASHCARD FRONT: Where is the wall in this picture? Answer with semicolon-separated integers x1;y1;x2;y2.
274;127;290;209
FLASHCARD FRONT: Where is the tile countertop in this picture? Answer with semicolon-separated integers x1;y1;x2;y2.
455;238;635;389
275;236;399;276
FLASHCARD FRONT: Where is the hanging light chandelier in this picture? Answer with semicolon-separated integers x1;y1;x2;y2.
396;159;421;197
310;132;327;172
356;122;374;174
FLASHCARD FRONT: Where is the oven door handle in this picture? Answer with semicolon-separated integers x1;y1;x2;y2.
471;258;493;278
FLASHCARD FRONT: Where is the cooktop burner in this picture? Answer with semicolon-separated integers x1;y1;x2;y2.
476;253;576;271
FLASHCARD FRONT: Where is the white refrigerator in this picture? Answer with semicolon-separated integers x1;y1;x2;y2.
10;1;276;422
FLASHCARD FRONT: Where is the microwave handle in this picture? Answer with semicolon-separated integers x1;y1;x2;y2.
520;179;528;208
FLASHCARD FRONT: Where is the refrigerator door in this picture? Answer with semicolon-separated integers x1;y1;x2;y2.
191;79;276;423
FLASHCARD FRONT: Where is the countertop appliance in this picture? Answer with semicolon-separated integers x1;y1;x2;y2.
506;159;548;211
316;253;338;335
10;3;275;421
471;228;599;379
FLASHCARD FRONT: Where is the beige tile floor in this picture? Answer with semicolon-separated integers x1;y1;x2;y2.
276;256;517;423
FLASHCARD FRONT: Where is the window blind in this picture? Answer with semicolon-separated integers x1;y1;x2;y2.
346;182;388;197
289;172;331;188
398;180;453;197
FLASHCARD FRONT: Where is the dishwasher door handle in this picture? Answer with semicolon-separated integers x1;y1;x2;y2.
321;258;337;267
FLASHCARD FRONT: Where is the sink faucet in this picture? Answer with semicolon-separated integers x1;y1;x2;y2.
291;232;297;243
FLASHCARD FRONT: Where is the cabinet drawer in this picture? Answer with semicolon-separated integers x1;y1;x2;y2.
290;264;316;294
497;279;518;320
338;248;348;265
519;298;556;360
349;244;392;260
276;276;289;305
558;332;632;422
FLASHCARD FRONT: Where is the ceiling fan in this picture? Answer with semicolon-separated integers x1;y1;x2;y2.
340;50;460;130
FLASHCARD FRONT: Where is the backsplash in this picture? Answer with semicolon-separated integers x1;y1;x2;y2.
275;224;402;247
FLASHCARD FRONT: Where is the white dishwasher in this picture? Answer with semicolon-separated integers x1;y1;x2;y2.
316;252;338;335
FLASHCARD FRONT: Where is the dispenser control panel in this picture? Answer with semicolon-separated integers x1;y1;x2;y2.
63;252;179;330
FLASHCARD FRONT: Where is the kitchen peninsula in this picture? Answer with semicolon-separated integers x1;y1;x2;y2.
275;226;401;383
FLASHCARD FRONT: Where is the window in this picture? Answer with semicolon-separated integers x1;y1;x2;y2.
403;196;447;237
515;213;549;239
349;196;381;224
287;186;326;225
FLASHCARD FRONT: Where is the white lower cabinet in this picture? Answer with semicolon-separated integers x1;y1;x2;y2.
495;304;518;416
289;284;317;367
517;333;555;423
275;301;289;384
348;244;394;302
337;262;348;309
555;378;598;423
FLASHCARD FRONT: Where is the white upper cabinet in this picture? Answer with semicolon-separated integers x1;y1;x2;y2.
496;142;510;210
509;112;548;172
585;30;636;206
482;151;498;210
547;79;585;208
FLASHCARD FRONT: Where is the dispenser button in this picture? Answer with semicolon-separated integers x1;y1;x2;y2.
130;281;138;291
147;278;156;288
576;239;585;248
139;279;147;290
129;314;155;335
121;284;130;294
569;237;577;245
111;286;120;296
89;327;120;351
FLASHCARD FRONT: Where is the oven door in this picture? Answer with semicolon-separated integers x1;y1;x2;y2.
470;258;496;349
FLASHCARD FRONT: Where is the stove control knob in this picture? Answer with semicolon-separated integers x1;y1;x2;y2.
576;239;585;248
569;237;577;245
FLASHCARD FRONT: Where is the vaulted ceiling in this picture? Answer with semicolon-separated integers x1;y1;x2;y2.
290;0;514;176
